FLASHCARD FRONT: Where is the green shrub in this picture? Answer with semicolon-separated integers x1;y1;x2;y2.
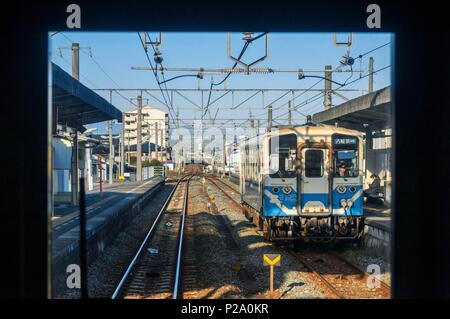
149;159;163;166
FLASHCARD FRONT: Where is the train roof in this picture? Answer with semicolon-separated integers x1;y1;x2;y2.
239;124;364;144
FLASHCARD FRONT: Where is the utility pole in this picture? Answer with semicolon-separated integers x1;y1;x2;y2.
147;123;151;161
288;100;292;125
160;128;164;162
267;105;273;131
121;113;125;178
71;43;80;206
368;57;374;93
136;95;142;182
127;132;130;166
108;92;113;185
324;65;332;110
256;119;260;176
222;132;226;178
155;122;159;162
118;138;121;177
72;43;79;80
71;129;78;206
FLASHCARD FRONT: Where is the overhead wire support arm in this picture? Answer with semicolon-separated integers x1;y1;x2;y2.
227;32;269;74
158;74;202;85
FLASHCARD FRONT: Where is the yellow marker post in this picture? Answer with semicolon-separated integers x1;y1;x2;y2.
263;254;281;299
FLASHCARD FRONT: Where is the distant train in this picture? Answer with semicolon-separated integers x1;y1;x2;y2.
239;117;364;242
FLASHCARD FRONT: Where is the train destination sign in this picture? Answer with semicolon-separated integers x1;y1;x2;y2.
333;137;357;145
332;135;358;148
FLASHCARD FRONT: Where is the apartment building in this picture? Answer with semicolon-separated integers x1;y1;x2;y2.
124;105;169;159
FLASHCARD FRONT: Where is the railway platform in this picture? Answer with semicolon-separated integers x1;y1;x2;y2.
51;176;165;295
363;205;391;259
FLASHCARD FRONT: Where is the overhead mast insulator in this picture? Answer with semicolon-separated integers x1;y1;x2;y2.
243;32;254;41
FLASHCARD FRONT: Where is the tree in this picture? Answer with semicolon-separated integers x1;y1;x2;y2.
149;159;163;166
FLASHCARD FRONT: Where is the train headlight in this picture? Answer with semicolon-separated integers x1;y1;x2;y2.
272;187;279;194
347;199;354;207
349;186;356;193
283;186;292;195
337;185;346;194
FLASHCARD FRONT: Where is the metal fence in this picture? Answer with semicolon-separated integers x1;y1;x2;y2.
142;166;165;180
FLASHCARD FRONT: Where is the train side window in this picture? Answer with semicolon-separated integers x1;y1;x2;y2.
269;134;297;178
305;149;324;177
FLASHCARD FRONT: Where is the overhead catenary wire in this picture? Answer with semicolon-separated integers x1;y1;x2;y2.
82;50;138;108
55;53;99;89
258;41;391;117
137;32;177;124
203;32;268;118
203;41;250;117
59;32;137;109
274;64;391;120
259;42;391;120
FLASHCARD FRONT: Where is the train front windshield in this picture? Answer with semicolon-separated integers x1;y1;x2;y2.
332;135;359;177
334;150;359;177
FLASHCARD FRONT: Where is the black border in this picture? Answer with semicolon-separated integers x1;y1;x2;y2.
3;0;450;302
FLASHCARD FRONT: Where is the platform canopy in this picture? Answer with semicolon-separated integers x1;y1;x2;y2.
312;86;391;132
52;63;122;131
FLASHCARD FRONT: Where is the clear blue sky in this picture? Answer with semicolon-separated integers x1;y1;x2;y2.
49;32;392;134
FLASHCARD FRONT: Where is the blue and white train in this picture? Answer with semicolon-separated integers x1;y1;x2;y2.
239;118;364;241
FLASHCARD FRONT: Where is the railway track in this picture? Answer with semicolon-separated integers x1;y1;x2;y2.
111;175;192;299
207;173;391;299
206;175;242;208
287;250;391;299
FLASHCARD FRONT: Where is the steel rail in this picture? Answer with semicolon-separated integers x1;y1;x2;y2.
288;250;391;299
172;176;192;299
208;174;390;298
330;251;391;293
287;251;344;299
111;175;189;299
206;176;242;210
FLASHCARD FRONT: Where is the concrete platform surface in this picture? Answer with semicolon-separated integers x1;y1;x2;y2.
52;177;162;237
51;176;165;294
364;204;391;232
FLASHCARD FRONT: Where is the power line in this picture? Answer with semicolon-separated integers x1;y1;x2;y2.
82;50;138;108
59;32;136;109
203;41;250;117
264;42;391;115
137;32;177;124
275;64;391;120
203;33;268;117
55;53;99;89
357;42;391;59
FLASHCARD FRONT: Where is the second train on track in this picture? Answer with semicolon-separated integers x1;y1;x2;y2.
238;116;364;242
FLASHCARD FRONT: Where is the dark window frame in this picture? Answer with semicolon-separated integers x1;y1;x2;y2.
304;149;324;178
